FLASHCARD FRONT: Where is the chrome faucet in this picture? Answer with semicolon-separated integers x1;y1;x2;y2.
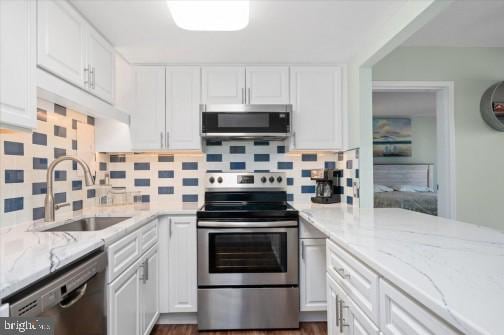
44;156;95;222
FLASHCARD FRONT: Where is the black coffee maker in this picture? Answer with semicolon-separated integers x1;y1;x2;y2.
310;168;343;204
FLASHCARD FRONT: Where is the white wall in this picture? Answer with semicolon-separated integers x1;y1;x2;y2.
373;47;504;230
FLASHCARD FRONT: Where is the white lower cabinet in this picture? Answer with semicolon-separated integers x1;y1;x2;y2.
300;238;327;311
327;274;379;335
108;257;142;335
140;245;160;335
325;237;461;335
379;280;459;335
159;216;197;313
107;219;159;335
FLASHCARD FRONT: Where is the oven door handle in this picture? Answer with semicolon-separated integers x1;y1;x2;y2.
197;221;298;228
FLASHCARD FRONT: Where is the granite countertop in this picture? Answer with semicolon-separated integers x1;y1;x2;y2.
0;202;199;300
299;206;504;335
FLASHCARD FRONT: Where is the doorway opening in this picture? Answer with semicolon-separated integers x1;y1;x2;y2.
372;81;455;219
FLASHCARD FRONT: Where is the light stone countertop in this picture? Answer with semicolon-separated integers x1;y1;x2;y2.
0;202;200;300
2;200;504;335
298;206;504;335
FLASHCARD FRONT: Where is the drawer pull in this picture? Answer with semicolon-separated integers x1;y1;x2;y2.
336;267;351;279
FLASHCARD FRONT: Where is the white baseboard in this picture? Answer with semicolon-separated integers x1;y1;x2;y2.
300;311;327;322
157;313;197;325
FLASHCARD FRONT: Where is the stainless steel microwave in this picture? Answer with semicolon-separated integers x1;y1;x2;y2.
200;104;292;140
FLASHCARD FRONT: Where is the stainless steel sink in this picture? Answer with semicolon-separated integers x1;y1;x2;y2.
44;216;131;232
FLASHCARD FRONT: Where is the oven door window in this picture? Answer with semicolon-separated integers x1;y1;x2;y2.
209;232;287;273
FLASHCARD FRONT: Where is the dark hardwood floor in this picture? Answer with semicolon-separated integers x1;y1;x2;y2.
151;323;327;335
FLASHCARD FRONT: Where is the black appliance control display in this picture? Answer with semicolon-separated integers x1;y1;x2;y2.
237;175;254;184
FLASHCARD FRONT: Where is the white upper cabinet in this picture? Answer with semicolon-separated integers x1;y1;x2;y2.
37;0;87;88
201;66;289;105
130;66;201;151
290;66;344;150
37;0;115;103
115;54;135;115
246;66;289;104
131;66;165;150
0;0;36;129
165;67;201;150
87;29;115;103
201;66;246;104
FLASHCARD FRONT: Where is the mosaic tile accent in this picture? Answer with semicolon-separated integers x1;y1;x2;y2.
341;148;360;206
0;98;97;227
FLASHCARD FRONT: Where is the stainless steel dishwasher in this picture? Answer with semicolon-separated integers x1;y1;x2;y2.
6;251;107;335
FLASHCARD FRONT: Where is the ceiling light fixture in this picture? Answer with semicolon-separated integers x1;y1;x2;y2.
166;1;249;31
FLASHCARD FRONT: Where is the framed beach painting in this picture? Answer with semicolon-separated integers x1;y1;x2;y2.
373;117;412;157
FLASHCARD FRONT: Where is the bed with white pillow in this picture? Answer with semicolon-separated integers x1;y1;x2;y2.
374;164;437;216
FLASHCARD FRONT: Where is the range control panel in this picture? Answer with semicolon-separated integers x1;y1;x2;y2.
205;172;287;189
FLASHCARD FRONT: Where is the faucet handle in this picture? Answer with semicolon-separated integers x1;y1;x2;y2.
55;203;70;210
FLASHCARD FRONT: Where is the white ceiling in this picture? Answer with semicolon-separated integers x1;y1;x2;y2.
405;1;504;47
373;92;436;117
71;0;405;64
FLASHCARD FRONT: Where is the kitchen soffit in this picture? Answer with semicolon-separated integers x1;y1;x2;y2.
70;0;407;64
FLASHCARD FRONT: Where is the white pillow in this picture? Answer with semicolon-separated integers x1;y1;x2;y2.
374;184;394;193
394;185;433;193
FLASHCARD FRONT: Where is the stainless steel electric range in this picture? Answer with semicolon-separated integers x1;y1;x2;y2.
197;172;299;331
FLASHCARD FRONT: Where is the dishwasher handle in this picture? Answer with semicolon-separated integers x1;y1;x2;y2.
58;283;88;309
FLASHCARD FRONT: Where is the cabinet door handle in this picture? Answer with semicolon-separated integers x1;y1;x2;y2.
339;299;349;332
248;88;251;104
143;259;149;282
169;219;172;237
335;295;339;327
84;66;90;86
90;67;96;89
241;88;245;104
160;132;164;148
301;240;305;260
166;131;169;148
292;131;296;147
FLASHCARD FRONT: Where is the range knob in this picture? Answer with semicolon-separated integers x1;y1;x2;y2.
261;176;267;183
217;176;223;184
269;176;275;183
209;176;215;184
277;176;283;183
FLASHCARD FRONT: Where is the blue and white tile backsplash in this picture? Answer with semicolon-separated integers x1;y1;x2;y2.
0;99;359;228
0;98;97;227
97;142;359;208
